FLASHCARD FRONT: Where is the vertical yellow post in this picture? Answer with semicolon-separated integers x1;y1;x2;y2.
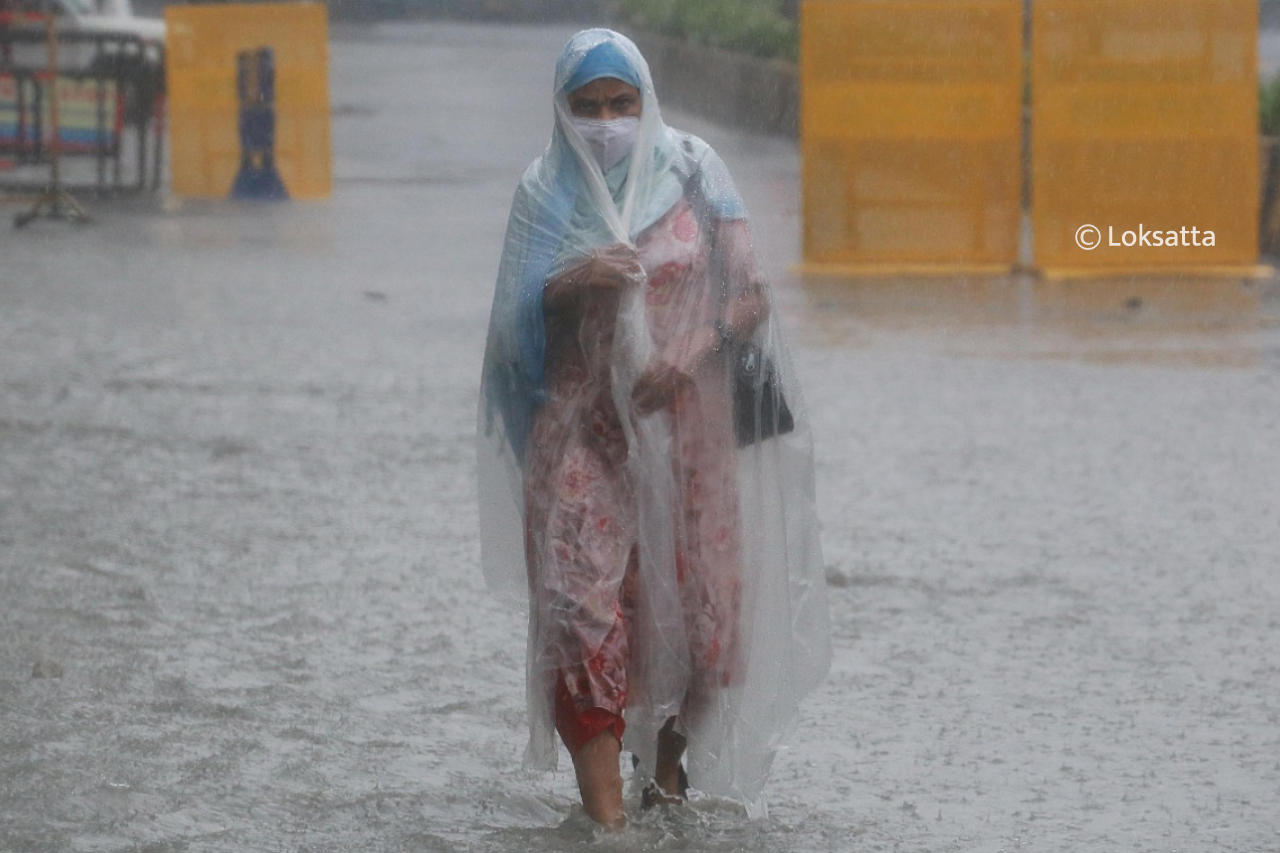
165;3;331;199
800;0;1023;275
1032;0;1261;277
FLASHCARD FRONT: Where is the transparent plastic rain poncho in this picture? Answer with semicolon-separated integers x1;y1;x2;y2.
477;29;830;812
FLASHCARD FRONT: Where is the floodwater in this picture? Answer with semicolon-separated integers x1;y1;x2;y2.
3;21;1280;853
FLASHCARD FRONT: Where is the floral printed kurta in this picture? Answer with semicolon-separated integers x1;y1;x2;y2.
523;195;753;729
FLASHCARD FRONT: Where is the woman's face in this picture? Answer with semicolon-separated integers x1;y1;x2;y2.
567;77;642;120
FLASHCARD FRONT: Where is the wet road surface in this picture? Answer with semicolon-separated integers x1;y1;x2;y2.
3;21;1280;853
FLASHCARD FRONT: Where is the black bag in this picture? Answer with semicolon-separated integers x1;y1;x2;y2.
676;148;795;447
732;341;795;447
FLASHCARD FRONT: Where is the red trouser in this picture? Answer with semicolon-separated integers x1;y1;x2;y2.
554;676;625;753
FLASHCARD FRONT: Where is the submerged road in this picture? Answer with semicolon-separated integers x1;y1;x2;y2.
2;21;1280;853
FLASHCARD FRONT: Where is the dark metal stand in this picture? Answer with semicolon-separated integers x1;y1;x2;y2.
13;182;90;227
9;5;91;228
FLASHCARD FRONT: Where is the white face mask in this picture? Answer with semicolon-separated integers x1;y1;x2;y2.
571;116;640;172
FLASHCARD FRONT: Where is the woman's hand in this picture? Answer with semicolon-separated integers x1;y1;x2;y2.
630;326;719;417
544;244;643;309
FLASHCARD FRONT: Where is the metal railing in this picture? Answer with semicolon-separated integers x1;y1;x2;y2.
1;14;164;197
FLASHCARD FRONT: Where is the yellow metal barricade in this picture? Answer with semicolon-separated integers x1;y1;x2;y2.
1032;0;1260;277
800;0;1023;274
165;3;331;199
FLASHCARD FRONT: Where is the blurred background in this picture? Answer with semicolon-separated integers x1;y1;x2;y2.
2;3;1278;852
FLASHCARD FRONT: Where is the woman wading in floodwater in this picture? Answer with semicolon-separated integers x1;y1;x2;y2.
477;29;829;829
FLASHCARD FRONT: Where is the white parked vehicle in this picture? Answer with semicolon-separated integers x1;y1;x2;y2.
2;0;165;72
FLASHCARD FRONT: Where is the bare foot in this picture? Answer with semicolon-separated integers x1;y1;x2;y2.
642;717;688;809
640;780;686;810
569;731;626;830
